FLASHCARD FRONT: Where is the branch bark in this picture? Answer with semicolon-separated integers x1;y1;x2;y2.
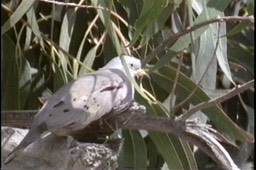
2;126;123;170
2;102;248;169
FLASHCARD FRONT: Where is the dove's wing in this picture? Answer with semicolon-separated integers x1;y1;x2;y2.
32;69;134;136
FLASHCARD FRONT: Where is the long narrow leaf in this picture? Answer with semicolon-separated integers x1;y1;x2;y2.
2;0;36;34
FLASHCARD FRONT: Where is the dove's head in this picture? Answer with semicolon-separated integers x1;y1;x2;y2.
102;55;146;78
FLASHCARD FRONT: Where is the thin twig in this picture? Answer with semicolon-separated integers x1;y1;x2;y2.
112;22;131;54
170;53;183;115
143;15;254;65
38;0;128;27
177;79;254;122
173;22;222;112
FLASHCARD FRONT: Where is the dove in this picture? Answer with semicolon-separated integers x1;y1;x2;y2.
4;55;145;164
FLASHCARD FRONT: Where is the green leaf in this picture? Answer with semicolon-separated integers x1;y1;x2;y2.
149;131;184;169
3;34;32;110
140;2;179;45
147;104;183;169
170;0;232;53
145;136;165;168
151;65;253;142
234;105;254;166
2;0;36;34
131;0;168;45
78;45;98;77
24;70;50;109
145;103;198;170
226;22;253;37
91;0;123;55
25;4;44;50
228;43;254;76
215;16;234;85
58;8;77;79
118;0;143;26
120;130;147;169
52;62;73;92
180;140;198;169
151;50;178;70
3;35;19;110
191;24;218;90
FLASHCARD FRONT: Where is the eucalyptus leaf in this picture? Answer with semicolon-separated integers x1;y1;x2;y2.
91;0;123;55
3;34;32;110
2;0;36;34
151;66;253;142
131;0;168;45
119;130;147;169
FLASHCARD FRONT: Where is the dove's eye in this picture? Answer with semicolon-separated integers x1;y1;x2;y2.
129;63;134;67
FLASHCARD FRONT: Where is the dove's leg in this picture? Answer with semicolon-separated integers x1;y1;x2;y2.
120;101;146;125
103;101;146;130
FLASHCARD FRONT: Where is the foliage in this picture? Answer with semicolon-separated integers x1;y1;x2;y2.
2;0;254;169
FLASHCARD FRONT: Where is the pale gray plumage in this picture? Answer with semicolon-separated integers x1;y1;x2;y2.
4;55;142;164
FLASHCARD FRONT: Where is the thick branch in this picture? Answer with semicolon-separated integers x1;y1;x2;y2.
2;105;244;169
105;112;236;169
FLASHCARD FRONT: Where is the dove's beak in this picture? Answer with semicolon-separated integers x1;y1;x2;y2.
136;68;149;78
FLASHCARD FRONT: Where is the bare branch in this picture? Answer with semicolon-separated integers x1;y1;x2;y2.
177;80;255;122
143;15;254;65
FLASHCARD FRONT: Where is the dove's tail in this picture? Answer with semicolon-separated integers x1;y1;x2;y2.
4;128;42;165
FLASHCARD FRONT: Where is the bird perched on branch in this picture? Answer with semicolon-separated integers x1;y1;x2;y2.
4;55;146;164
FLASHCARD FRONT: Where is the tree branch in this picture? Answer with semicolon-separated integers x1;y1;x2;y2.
2;100;251;169
177;79;254;122
143;15;254;65
2;77;254;169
